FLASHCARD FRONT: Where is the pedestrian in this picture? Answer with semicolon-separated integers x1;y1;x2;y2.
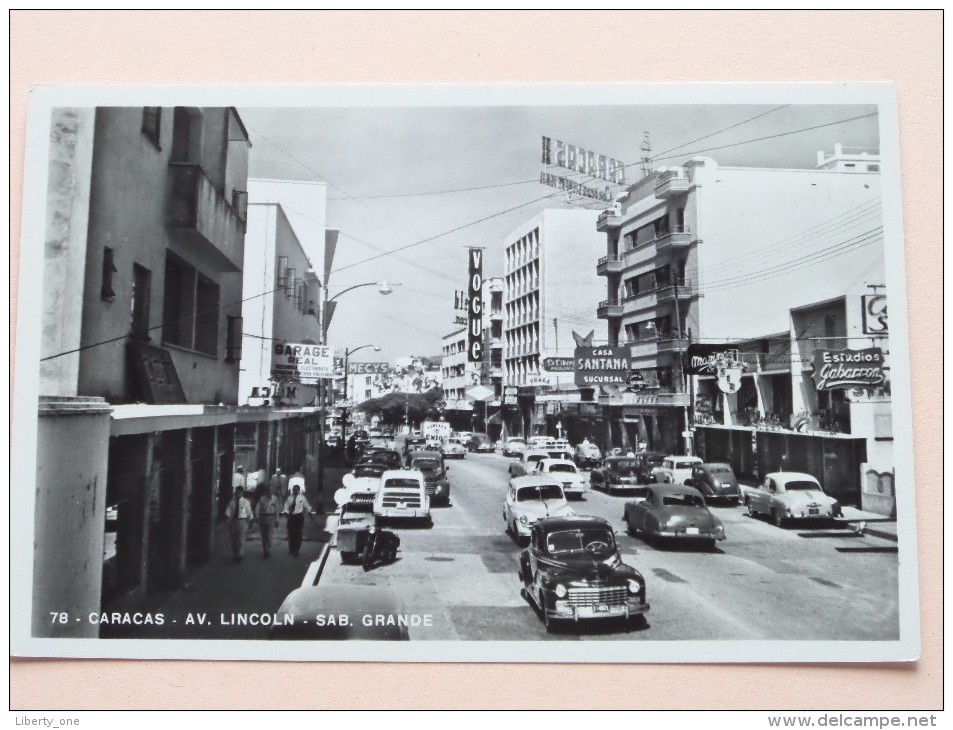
269;467;288;505
245;465;265;508
255;488;279;559
282;484;313;557
232;465;246;491
779;453;790;472
225;486;254;563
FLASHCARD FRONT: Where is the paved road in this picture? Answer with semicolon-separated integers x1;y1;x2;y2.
319;452;900;641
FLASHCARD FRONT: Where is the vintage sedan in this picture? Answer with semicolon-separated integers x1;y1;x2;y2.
651;455;704;485
503;476;574;542
518;515;650;631
373;469;431;522
685;462;742;504
590;456;648;496
441;437;467;459
573;441;603;469
502;437;527;457
467;433;496;453
359;449;403;470
623;484;726;549
508;448;551;477
339;462;387;504
407;451;451;506
746;472;842;527
532;458;589;499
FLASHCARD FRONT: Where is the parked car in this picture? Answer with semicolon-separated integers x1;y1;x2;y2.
503;476;574;542
590;456;648;496
467;433;496;453
637;451;666;483
339;462;387;504
651;455;704;485
508;448;552;477
373;469;431;522
532;458;589;499
573;441;603;469
623;484;725;550
358;449;402;470
686;462;742;504
501;437;527;457
518;515;650;631
407;451;451;506
746;472;842;527
441;437;467;460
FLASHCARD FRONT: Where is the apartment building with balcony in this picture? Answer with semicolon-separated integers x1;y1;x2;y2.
596;148;885;505
502;208;606;437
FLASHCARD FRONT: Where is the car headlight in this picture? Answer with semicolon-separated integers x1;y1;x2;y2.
626;579;641;595
518;515;529;525
554;583;568;598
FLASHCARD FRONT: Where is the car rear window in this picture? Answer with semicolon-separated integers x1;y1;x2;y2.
710;466;734;475
675;461;697;470
784;480;820;491
548;463;576;473
516;485;564;502
662;494;704;507
384;478;420;489
353;466;384;478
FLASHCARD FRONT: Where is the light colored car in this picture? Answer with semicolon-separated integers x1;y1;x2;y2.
623;484;725;550
651;455;704;485
441;437;467;459
508;448;551;477
573;441;603;469
502;437;527;457
746;472;842;527
338;463;386;504
533;458;589;499
373;469;431;521
503;476;574;542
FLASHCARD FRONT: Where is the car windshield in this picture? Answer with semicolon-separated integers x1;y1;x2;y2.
674;461;697;470
384;478;420;489
545;528;615;555
709;466;734;475
548;463;576;474
662;494;705;507
508;439;526;445
784;480;821;491
353;466;385;478
516;485;564;502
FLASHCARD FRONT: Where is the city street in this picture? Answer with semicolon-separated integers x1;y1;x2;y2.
319;452;900;641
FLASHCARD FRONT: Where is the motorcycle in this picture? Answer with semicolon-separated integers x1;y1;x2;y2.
361;523;401;572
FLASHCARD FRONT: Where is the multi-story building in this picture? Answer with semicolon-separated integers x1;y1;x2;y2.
502;209;607;438
34;107;322;637
596;147;886;508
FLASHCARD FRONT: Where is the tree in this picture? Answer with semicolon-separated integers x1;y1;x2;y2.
356;388;444;427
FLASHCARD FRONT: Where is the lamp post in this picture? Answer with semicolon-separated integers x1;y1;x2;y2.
314;280;395;503
341;343;381;433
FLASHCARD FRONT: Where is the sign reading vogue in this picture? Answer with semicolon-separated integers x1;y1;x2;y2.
271;342;334;383
467;248;483;362
812;348;886;391
574;346;632;386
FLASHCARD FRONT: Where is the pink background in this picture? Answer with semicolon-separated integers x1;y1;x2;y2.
10;10;942;710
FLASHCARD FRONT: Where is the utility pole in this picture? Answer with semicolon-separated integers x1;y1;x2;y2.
671;271;693;456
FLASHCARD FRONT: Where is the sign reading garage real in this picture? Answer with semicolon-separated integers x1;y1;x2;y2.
574;345;632;387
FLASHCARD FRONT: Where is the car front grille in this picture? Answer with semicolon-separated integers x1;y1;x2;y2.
566;586;628;607
380;490;423;508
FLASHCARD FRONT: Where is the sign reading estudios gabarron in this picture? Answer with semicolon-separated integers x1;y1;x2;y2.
574;346;632;386
812;348;886;391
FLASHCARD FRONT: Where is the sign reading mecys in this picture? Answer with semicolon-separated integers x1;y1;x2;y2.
272;342;334;384
812;348;886;391
574;346;632;386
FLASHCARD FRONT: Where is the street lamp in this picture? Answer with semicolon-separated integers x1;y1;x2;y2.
341;343;381;432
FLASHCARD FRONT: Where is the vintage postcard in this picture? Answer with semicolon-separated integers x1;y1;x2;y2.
11;83;919;662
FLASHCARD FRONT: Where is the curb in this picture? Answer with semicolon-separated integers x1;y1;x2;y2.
303;541;332;587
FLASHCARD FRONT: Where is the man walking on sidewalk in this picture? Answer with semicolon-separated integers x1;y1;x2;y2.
282;484;314;557
225;486;255;563
255;488;279;559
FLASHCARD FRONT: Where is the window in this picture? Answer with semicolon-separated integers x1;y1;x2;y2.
130;264;151;340
225;316;242;363
276;256;289;289
867;164;880;172
141;107;162;149
101;247;117;301
162;253;220;357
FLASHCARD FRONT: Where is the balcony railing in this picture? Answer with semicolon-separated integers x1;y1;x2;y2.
597;299;624;319
655;225;695;251
655;332;689;353
166;163;245;272
596;254;625;276
596;206;623;232
655;278;700;300
654;169;690;198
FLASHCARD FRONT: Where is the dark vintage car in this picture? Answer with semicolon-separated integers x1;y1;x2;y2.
589;456;650;496
637;451;666;483
407;450;451;506
518;515;649;631
622;484;725;550
466;433;496;453
399;435;428;457
359;449;403;470
685;462;742;504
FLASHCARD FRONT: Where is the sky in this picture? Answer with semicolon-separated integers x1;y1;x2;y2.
238;101;880;363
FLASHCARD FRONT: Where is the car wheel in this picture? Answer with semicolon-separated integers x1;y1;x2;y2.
772;509;785;528
703;539;717;552
747;501;756;518
628;614;648;631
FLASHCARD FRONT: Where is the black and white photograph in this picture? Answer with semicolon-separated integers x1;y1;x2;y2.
11;83;919;663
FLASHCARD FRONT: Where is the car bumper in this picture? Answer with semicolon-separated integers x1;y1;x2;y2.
655;528;725;540
375;507;430;519
561;484;589;495
549;599;650;620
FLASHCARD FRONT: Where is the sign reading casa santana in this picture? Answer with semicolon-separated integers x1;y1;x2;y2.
574;346;632;386
812;348;886;391
271;342;335;383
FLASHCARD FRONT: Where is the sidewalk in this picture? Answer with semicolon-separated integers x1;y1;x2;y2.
100;467;348;640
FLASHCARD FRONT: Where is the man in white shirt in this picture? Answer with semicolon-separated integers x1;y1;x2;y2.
224;486;254;563
281;484;313;557
231;465;246;490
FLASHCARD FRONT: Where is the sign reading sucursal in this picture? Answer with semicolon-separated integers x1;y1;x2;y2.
812;348;886;391
574;346;632;386
271;342;334;383
467;248;483;362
